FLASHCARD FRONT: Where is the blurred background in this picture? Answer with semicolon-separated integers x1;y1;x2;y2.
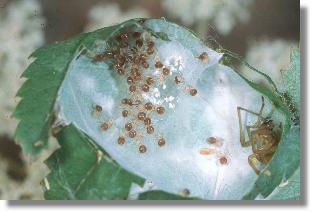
0;0;299;200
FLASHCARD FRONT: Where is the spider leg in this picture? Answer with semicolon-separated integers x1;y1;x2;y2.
248;154;261;175
237;107;251;147
237;106;265;125
238;96;266;121
237;97;266;147
258;96;265;116
257;96;266;125
246;125;257;150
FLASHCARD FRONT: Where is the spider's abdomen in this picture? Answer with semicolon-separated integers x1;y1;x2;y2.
251;129;279;164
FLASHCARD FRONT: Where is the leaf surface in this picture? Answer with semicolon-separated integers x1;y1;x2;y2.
14;34;87;155
282;48;300;112
45;124;144;200
138;190;199;200
270;168;300;200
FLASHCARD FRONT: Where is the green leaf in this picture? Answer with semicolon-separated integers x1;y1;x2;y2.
282;48;300;112
13;34;87;155
44;124;144;200
138;190;199;200
270;167;300;200
281;48;300;124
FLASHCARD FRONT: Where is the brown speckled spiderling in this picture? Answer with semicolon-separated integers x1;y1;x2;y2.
219;155;228;165
95;105;102;112
198;52;209;63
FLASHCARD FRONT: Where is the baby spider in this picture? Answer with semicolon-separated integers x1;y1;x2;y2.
237;96;281;175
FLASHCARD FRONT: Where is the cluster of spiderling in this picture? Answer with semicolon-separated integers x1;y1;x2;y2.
90;24;206;154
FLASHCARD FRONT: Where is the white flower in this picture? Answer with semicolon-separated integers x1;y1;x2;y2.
85;2;150;31
0;0;45;136
240;39;297;87
162;0;254;35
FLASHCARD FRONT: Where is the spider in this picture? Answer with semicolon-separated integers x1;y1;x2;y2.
237;96;281;175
